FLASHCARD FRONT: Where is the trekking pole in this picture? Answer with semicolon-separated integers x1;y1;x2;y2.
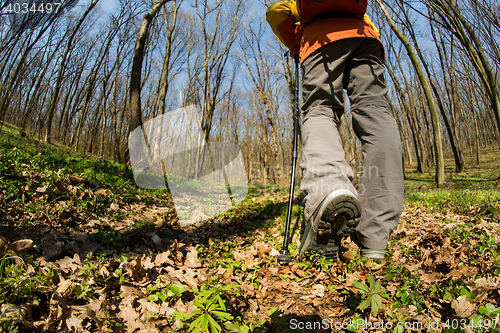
277;55;300;263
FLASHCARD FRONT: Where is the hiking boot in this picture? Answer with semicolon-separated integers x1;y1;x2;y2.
350;233;386;261
299;189;361;260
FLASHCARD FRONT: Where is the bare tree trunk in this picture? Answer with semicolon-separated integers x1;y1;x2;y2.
129;0;173;135
465;76;481;164
0;24;54;127
241;22;281;183
196;0;244;142
72;23;120;151
44;0;99;143
388;60;426;173
427;0;500;185
153;0;183;117
377;0;445;186
426;17;465;172
19;40;63;136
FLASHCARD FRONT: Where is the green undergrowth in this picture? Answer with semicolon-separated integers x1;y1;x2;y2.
405;188;500;218
1;125;500;332
0;128;172;218
403;143;500;219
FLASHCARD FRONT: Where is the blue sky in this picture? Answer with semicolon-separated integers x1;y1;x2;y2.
71;0;118;15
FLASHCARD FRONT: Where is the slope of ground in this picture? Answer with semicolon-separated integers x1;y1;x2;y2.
0;128;499;332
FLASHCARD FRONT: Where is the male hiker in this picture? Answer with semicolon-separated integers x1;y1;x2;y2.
266;0;404;260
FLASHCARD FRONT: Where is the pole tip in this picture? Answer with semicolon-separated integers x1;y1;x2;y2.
277;252;293;263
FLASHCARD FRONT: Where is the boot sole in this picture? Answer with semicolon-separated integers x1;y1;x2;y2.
299;189;361;260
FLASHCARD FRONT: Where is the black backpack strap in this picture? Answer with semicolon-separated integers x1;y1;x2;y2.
313;10;360;21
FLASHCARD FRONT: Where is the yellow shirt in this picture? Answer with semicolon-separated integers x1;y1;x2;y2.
266;1;381;63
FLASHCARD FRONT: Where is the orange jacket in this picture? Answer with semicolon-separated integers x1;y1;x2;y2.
266;0;381;63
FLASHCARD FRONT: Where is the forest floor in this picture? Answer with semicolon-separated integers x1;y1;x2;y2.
1;124;500;333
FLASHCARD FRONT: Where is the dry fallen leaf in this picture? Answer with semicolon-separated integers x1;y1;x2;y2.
117;295;145;332
472;277;500;292
256;242;271;256
11;239;34;253
0;303;32;329
184;247;202;268
0;236;34;262
451;295;475;318
95;188;113;201
345;274;355;287
53;180;69;193
55;254;82;273
311;284;326;297
43;241;64;260
155;251;174;266
269;248;280;257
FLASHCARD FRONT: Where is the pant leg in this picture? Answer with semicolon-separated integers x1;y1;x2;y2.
345;38;404;250
300;40;358;223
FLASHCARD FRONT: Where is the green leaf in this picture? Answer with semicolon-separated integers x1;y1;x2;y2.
222;284;240;291
459;286;475;300
354;280;369;294
347;317;364;331
207;314;222;333
189;315;204;333
224;322;248;333
370;294;383;316
443;290;455;302
372;279;384;294
201;313;209;332
172;310;190;321
211;310;234;321
170;284;186;297
384;273;396;281
479;303;500;318
266;307;281;319
468;314;483;329
158;293;168;302
215;295;226;311
400;290;409;303
367;275;376;288
392;324;405;333
147;294;159;302
357;297;371;310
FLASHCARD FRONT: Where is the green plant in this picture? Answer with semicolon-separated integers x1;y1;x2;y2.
393;274;427;311
0;313;19;333
134;220;156;232
97;310;123;329
466;304;500;333
224;307;281;333
305;252;336;272
74;283;94;300
354;275;388;316
0;254;48;306
89;227;130;248
172;284;240;333
479;303;500;320
147;282;186;304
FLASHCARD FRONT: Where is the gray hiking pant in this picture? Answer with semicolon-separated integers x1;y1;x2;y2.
300;38;404;251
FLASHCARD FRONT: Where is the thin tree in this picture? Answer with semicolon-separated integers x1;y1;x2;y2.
129;0;173;135
44;0;100;143
153;0;184;117
426;0;500;185
376;0;445;186
241;21;281;183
